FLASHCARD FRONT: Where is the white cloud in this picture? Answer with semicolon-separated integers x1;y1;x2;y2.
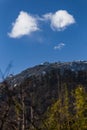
54;43;65;50
8;11;39;38
43;10;75;31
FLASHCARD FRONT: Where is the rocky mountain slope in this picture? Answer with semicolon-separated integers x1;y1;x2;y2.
6;60;87;86
0;61;87;130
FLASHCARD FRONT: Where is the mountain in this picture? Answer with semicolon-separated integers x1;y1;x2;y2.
0;61;87;130
6;60;87;86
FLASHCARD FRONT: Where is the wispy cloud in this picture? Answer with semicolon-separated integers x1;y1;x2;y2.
54;43;65;50
43;10;75;31
8;11;39;38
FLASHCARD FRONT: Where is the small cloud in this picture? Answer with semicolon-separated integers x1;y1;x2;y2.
43;10;75;31
54;43;65;50
8;11;39;38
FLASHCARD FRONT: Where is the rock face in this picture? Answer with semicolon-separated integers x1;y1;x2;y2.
0;61;87;130
6;60;87;86
4;61;87;113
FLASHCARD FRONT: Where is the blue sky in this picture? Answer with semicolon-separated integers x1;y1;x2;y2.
0;0;87;75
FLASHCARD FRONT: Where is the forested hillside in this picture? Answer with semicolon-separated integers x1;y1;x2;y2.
0;61;87;130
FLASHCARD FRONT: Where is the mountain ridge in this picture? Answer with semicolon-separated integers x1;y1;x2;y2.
6;60;87;87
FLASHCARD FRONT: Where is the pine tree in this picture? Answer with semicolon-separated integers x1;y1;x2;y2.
73;85;87;130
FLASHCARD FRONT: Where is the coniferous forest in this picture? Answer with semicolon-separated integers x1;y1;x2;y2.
0;62;87;130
